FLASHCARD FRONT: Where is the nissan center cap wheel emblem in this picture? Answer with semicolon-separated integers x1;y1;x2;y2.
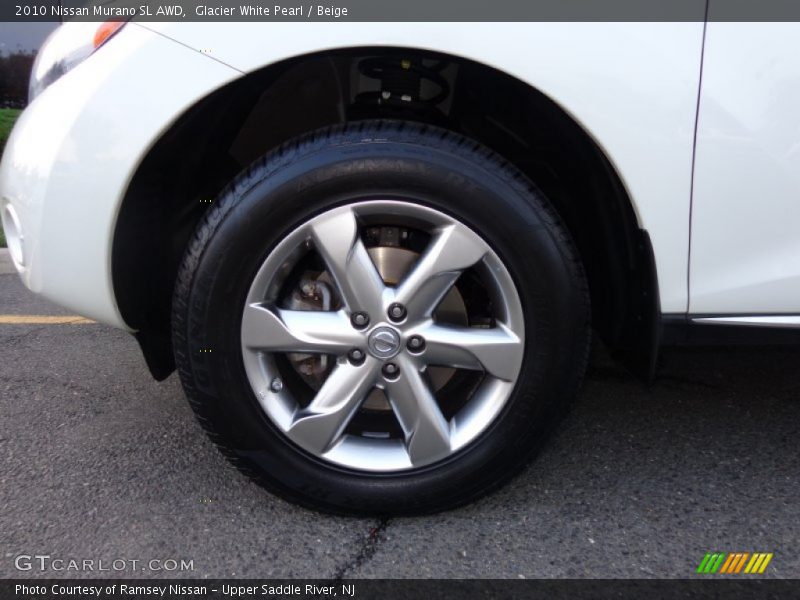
368;326;402;359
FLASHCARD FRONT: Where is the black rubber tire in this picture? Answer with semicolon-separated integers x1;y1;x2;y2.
172;120;590;515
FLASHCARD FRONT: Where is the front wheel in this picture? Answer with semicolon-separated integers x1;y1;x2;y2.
172;121;589;515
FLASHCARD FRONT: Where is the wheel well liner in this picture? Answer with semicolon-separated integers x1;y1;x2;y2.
112;48;659;381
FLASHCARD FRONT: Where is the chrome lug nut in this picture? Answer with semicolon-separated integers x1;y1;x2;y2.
348;348;366;365
387;303;407;322
351;312;370;329
407;335;425;353
382;363;400;379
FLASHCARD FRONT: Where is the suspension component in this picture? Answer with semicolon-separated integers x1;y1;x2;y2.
349;56;450;123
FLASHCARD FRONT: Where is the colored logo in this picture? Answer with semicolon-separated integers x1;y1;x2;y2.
696;552;773;574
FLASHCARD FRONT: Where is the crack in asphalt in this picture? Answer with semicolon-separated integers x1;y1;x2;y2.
333;518;390;580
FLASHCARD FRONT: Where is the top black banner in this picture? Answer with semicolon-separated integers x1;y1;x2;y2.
2;0;800;22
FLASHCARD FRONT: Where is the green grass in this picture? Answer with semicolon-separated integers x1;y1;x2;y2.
0;109;21;248
0;108;20;153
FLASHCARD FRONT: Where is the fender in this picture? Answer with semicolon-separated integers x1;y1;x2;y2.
141;21;705;314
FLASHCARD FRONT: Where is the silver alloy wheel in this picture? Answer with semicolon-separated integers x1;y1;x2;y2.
240;200;524;472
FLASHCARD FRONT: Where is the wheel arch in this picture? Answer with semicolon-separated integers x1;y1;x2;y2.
112;46;659;381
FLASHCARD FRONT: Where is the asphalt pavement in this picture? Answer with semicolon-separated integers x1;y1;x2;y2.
2;248;799;579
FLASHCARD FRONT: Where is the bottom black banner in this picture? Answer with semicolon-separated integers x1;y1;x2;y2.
2;579;799;600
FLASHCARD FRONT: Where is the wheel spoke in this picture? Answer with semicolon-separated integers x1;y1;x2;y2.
417;322;522;381
309;205;386;317
287;359;380;454
394;224;488;319
385;355;452;466
242;304;361;354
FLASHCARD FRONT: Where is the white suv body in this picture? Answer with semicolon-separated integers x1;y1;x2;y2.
2;21;798;513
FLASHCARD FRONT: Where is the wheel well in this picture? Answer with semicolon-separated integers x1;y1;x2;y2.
113;48;658;381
